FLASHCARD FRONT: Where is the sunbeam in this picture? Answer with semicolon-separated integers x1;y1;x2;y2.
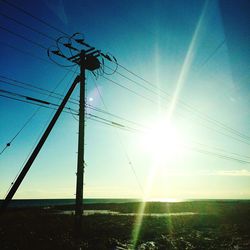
131;1;209;248
167;0;209;119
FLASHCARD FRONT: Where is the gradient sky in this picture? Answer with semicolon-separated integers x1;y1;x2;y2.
0;0;250;200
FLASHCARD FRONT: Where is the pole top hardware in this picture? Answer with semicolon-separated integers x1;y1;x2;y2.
48;32;119;76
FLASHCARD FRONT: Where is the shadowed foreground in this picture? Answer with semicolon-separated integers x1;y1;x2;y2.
0;201;250;249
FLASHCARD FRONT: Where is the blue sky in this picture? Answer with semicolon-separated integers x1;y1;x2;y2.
0;0;249;199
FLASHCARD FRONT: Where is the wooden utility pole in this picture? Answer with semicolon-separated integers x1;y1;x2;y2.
75;51;85;240
1;33;105;246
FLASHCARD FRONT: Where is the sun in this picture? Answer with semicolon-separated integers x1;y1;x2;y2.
140;119;185;162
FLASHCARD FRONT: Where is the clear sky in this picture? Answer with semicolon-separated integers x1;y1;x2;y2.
0;0;249;200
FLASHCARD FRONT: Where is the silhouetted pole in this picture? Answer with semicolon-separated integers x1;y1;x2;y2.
0;75;80;214
75;50;85;240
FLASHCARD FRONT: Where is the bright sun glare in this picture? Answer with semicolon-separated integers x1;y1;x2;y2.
141;119;185;162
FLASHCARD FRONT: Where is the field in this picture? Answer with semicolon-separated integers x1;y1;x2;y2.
0;201;250;249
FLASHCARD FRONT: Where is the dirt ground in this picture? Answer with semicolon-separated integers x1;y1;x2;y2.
0;201;250;249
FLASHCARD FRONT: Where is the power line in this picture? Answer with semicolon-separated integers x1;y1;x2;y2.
1;0;69;37
0;94;72;113
101;75;250;146
2;2;247;146
0;11;56;42
106;72;250;143
88;104;250;161
3;0;247;144
115;64;250;142
91;76;144;194
87;114;250;165
199;39;226;68
0;71;78;156
0;40;79;75
0;88;78;112
6;77;247;162
102;75;156;104
0;25;47;50
1;1;249;152
0;75;79;104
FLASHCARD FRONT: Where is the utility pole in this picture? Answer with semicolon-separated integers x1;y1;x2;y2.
75;50;85;240
1;32;115;246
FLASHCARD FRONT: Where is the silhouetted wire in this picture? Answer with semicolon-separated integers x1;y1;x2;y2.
174;111;250;146
1;8;116;73
189;147;250;165
0;25;47;50
87;113;140;133
87;114;250;165
90;75;144;194
114;63;250;142
101;75;250;147
0;89;78;113
86;104;146;129
1;0;249;161
47;46;76;68
0;12;56;41
86;103;250;160
100;53;118;76
88;104;250;161
102;75;156;104
1;0;69;36
86;116;138;134
0;24;72;68
0;75;79;104
198;39;226;68
0;94;77;114
3;69;79;197
103;67;250;145
192;141;250;160
0;41;79;75
0;79;79;106
0;70;78;156
3;0;247;143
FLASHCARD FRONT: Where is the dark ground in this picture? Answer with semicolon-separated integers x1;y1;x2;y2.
0;201;250;249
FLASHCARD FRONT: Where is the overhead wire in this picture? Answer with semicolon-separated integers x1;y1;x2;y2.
2;68;79;197
113;63;250;142
0;75;79;104
0;88;78;113
2;0;248;145
0;25;47;50
0;70;78;156
101;75;250;146
87;103;250;161
87;114;250;165
1;0;69;37
2;1;248;146
0;1;249;168
0;11;56;42
89;75;144;194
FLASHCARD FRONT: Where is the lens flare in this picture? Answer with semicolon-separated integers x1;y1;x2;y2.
131;1;208;247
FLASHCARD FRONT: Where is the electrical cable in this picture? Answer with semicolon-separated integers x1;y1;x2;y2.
87;115;250;165
113;63;250;142
2;0;247;144
0;25;47;50
0;76;79;104
1;0;69;37
0;11;56;42
0;88;78;113
0;70;78;156
91;77;144;194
